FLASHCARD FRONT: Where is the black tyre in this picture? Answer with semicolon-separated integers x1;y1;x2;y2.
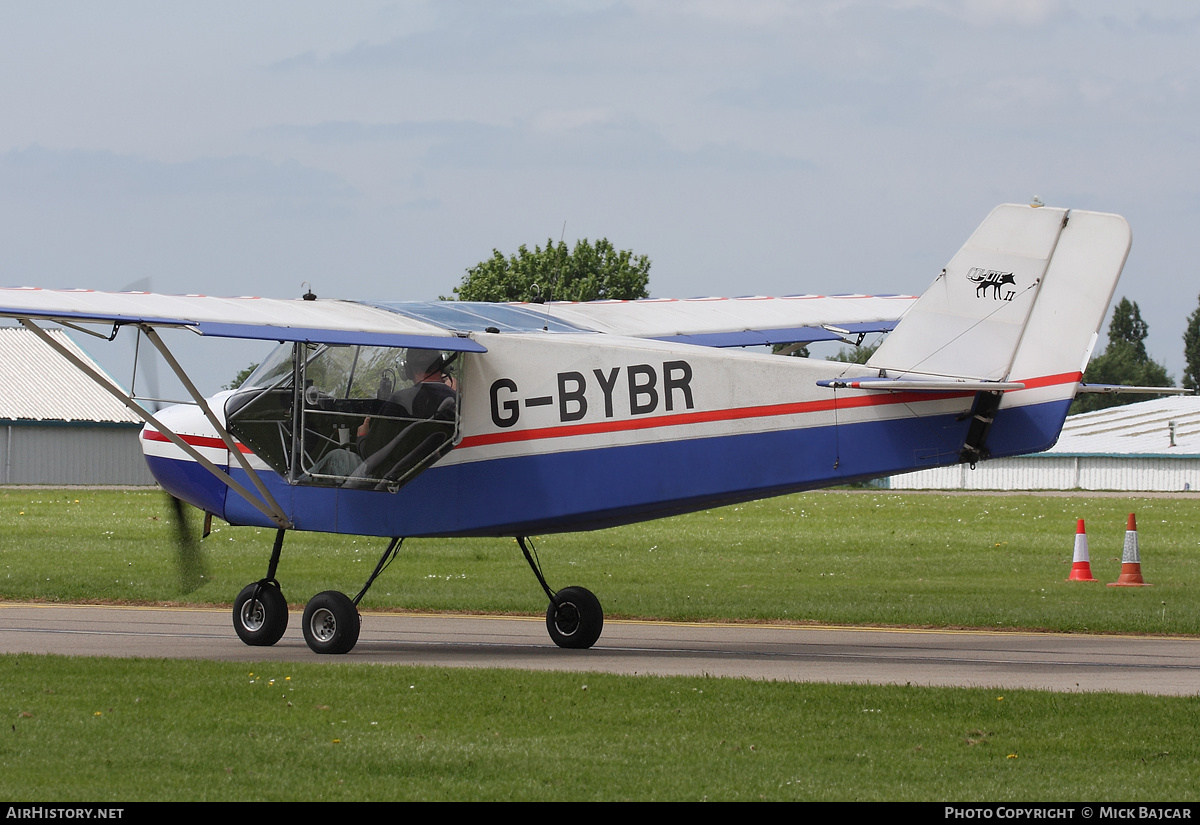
545;586;603;649
233;582;288;646
302;591;361;655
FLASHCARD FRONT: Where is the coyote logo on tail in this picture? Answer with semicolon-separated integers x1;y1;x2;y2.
966;267;1016;301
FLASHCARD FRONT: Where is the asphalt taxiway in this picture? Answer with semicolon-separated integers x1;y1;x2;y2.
1;602;1197;695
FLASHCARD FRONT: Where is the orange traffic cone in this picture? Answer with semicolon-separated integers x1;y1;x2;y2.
1108;513;1151;587
1067;519;1098;582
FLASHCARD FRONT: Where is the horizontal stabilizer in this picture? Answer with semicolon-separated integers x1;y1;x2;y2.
1075;384;1192;396
816;377;1025;392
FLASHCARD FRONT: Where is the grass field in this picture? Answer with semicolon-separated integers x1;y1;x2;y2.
3;655;1199;801
2;487;1199;801
2;488;1197;633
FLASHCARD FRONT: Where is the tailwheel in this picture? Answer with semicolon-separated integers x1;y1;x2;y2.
546;586;604;649
302;591;361;655
233;581;288;646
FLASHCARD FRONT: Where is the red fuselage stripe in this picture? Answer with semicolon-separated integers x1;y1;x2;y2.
141;430;253;453
456;371;1081;450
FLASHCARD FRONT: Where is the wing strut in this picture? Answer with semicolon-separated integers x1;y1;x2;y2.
18;318;291;529
138;325;290;524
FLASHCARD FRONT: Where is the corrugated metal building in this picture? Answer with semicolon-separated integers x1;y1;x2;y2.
0;327;154;485
890;396;1200;492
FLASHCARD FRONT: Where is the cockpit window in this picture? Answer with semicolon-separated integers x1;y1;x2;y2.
225;343;461;492
239;344;297;390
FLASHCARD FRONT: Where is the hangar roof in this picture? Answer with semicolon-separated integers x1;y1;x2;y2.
0;327;141;425
1049;396;1200;458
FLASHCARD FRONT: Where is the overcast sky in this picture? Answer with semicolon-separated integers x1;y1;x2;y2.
1;0;1197;393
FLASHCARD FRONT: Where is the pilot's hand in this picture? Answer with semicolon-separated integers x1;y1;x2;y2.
357;417;371;438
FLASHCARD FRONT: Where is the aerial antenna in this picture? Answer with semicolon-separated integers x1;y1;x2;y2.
542;220;567;331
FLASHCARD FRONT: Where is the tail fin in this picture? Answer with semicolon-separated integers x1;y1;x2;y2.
868;203;1131;456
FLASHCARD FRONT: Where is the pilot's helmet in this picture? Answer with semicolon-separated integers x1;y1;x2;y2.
404;348;444;380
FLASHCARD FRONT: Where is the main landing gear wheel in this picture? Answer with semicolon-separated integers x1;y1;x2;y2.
302;591;361;655
546;586;604;649
233;582;288;646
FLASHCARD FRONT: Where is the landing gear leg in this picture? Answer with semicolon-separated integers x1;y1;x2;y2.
298;537;403;655
518;536;604;649
232;528;289;646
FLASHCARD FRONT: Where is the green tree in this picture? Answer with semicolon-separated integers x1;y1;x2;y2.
1071;297;1174;414
224;363;259;391
1184;293;1200;392
827;340;882;364
447;238;650;303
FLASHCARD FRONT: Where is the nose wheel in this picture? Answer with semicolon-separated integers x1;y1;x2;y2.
232;581;288;646
232;530;290;647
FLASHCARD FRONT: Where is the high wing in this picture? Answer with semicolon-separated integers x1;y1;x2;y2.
0;289;913;350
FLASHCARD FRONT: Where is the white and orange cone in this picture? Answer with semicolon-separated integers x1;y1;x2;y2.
1067;519;1098;582
1108;513;1151;587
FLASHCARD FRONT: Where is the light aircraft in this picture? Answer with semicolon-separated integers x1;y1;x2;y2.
0;203;1138;654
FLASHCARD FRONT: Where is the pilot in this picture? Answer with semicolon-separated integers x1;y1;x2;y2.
351;348;457;440
309;350;457;480
385;348;457;421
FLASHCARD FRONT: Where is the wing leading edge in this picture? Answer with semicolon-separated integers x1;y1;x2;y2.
0;289;486;352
